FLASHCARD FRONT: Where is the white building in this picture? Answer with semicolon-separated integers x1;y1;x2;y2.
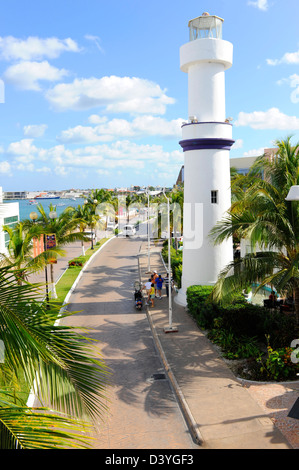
176;13;234;306
0;187;19;255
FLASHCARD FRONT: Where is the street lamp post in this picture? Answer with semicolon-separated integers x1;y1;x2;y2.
30;211;49;308
93;199;98;244
49;210;57;299
285;185;299;324
163;189;178;334
146;188;151;273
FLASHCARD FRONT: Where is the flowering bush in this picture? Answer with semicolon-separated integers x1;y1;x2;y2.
256;337;299;381
68;256;87;267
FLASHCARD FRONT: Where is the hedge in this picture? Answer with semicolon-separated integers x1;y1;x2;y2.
186;285;296;348
161;244;183;288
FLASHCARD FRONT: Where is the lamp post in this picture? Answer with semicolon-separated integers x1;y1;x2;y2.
93;199;98;244
30;211;49;308
163;188;178;334
285;185;299;324
84;199;94;250
49;210;57;299
145;188;151;273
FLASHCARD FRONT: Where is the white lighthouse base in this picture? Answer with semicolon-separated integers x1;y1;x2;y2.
174;288;188;307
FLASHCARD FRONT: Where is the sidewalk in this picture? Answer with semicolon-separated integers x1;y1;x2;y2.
138;240;297;449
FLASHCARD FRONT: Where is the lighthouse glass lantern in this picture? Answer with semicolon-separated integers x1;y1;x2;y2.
189;14;223;41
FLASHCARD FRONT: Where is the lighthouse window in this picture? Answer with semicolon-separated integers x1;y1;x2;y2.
211;191;218;204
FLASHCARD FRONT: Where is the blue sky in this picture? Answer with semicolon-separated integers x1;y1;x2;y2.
0;0;299;191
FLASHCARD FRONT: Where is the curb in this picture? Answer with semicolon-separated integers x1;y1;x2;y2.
137;252;203;446
56;235;116;322
27;236;116;408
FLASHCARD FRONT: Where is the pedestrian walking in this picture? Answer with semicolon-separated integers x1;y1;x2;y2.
149;283;155;307
144;278;152;305
152;271;158;297
164;273;174;297
155;274;164;299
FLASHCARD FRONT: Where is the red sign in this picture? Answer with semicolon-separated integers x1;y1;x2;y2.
33;235;44;257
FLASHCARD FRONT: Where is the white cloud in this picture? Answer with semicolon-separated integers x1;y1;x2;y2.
24;124;48;138
36;166;51;173
235;107;299;130
45;75;175;113
267;50;299;66
16;162;35;172
231;139;243;150
242;147;265;158
84;35;104;53
0;36;80;61
4;61;68;91
0;161;11;174
57;115;183;143
54;166;68;176
88;115;108;124
7;138;37;156
248;0;269;11
2;137;182;181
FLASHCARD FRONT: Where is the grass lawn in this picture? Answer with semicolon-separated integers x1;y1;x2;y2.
54;238;109;306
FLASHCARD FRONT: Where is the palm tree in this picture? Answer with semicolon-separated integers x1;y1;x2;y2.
69;204;90;256
210;136;299;323
0;265;109;448
35;203;86;298
2;222;62;286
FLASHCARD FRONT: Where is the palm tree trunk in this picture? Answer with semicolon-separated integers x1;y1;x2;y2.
50;264;57;299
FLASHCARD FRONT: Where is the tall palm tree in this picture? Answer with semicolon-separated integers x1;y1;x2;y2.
0;265;109;448
35;203;86;298
69;204;90;256
2;222;62;286
210;136;299;323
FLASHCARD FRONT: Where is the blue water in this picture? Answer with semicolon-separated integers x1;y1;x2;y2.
4;198;85;221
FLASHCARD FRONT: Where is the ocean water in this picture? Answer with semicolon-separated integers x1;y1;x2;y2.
4;198;85;221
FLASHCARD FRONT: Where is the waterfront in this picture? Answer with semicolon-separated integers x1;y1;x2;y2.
4;198;85;221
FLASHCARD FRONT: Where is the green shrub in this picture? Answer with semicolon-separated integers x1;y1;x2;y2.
68;255;87;267
161;245;182;286
256;339;299;381
174;264;182;289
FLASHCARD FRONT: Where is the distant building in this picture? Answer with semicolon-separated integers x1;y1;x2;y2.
0;187;19;255
176;151;274;184
4;191;27;199
229;156;258;175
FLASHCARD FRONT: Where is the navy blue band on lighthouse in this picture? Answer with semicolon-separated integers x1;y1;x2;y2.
179;138;235;152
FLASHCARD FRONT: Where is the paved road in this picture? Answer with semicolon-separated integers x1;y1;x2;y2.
62;235;198;449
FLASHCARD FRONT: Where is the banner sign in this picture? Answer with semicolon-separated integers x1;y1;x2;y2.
45;234;56;250
33;235;44;257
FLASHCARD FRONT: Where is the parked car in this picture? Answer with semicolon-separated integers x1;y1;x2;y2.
122;224;136;236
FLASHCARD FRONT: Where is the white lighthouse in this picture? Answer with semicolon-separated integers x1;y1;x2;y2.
176;13;234;306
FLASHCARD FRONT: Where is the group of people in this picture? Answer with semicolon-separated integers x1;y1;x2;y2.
143;271;174;307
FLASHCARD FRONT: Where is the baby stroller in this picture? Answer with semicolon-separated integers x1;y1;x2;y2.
134;281;143;310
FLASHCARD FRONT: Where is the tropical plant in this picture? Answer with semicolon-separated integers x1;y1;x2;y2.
69;204;90;256
210;136;299;324
34;203;86;297
1;222;62;285
0;265;109;448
